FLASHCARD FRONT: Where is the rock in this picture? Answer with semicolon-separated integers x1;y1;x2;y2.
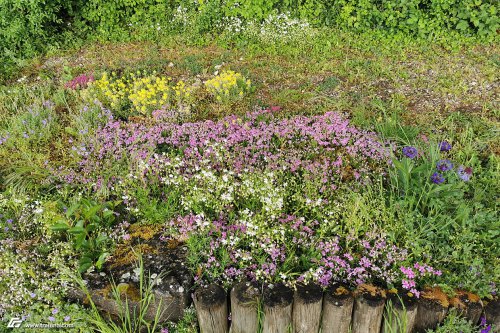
67;275;189;322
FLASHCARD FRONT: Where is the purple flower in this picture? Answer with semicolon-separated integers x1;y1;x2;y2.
48;316;55;322
402;146;418;159
29;292;36;298
52;308;59;315
64;316;71;322
481;323;492;333
161;328;169;333
439;141;452;152
430;172;445;184
436;159;453;172
457;165;472;182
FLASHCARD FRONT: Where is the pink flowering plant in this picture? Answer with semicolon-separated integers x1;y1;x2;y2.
65;73;95;90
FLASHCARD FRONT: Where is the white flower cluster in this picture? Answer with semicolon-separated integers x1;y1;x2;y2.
218;12;314;43
172;6;192;27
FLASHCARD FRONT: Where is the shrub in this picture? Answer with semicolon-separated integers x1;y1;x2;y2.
0;0;78;75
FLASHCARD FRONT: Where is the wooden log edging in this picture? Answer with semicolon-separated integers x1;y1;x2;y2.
262;284;294;333
292;283;323;333
449;290;483;325
413;287;449;333
381;290;418;333
230;281;260;333
193;284;229;333
351;284;386;333
192;283;499;333
484;298;500;329
321;284;354;333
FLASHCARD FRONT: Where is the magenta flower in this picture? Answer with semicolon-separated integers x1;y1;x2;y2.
457;165;472;181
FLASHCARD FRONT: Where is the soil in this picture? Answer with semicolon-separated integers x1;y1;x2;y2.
263;284;293;307
196;284;227;307
355;284;386;307
295;283;323;304
234;281;260;304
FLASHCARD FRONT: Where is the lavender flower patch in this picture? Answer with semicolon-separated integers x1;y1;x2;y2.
55;108;390;194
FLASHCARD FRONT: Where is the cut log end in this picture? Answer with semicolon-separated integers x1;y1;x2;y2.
230;282;260;333
321;284;354;333
194;284;229;333
293;283;323;333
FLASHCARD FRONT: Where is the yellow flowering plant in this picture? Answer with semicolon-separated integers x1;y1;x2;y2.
204;70;251;103
90;71;194;117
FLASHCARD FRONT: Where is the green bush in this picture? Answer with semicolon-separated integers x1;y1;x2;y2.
0;0;78;74
76;0;175;40
321;0;498;38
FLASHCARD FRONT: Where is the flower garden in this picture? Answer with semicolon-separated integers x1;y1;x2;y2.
0;8;499;333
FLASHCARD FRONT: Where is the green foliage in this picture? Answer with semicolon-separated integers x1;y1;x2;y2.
426;309;481;332
0;0;79;77
51;198;121;273
75;0;172;40
322;0;499;38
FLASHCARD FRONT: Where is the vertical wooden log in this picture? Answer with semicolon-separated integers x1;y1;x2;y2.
292;283;323;333
484;299;500;329
321;284;354;333
230;281;260;333
351;284;386;333
413;287;449;333
381;290;418;333
193;284;229;333
262;284;294;333
449;291;483;325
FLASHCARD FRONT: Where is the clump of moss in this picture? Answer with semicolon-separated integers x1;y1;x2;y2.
109;244;158;269
128;224;163;241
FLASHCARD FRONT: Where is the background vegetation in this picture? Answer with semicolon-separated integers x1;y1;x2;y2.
1;0;498;78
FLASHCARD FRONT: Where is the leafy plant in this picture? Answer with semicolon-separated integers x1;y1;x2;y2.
51;198;121;273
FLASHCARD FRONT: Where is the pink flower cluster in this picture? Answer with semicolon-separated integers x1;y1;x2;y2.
55;108;390;191
65;74;94;90
400;263;442;297
162;213;440;295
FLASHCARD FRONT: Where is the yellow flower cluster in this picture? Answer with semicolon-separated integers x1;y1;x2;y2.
91;72;193;115
204;70;251;102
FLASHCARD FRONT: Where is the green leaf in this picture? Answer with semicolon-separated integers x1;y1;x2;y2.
96;252;109;270
456;20;469;31
51;221;69;232
78;257;93;273
68;226;85;234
